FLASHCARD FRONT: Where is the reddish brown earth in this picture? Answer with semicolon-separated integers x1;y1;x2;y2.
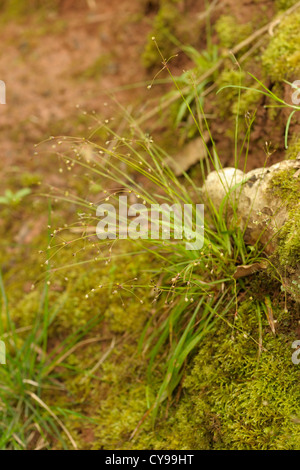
0;1;153;173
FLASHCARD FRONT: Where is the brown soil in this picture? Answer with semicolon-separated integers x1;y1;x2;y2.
0;1;152;171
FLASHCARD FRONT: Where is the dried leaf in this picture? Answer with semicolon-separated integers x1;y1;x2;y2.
166;133;209;176
233;261;268;279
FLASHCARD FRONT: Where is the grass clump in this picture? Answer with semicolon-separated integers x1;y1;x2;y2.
44;71;271;428
0;267;103;449
2;1;300;451
19;46;300;447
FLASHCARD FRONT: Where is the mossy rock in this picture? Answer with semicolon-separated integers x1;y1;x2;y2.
270;166;300;300
215;15;252;50
262;11;300;81
156;300;300;450
286;134;300;160
69;298;300;450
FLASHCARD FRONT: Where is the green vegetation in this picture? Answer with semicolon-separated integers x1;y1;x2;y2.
0;188;31;207
215;15;252;49
216;69;261;118
269;166;300;300
286;135;300;160
276;0;300;11
0;262;103;449
0;0;59;19
262;12;300;81
142;1;182;69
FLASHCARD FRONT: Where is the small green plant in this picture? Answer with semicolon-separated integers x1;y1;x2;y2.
217;73;300;148
0;210;103;449
143;40;219;140
170;44;219;132
0;268;103;449
0;188;31;206
45;54;278;426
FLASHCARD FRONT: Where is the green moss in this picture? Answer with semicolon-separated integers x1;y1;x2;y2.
286;135;300;160
276;205;300;273
171;307;300;449
275;0;300;11
69;298;300;450
270;167;300;298
271;167;300;207
92;345;159;449
215;15;252;49
262;12;300;81
142;1;181;69
0;0;59;19
60;337;164;449
217;69;261;118
10;251;155;336
157;300;300;450
20;172;42;187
